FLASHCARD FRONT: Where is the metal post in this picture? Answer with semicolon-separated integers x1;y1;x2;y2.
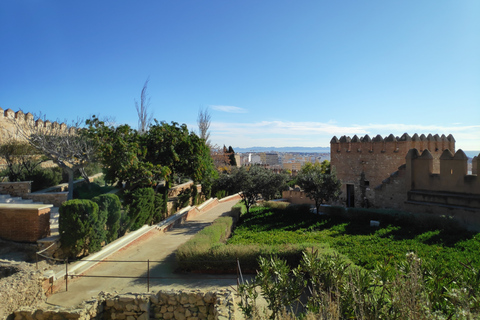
147;259;150;292
65;259;68;292
236;258;240;289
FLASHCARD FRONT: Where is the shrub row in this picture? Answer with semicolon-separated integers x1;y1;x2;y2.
175;205;346;273
60;185;198;259
324;205;464;233
59;194;121;258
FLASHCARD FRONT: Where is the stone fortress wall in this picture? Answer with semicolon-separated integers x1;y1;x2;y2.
330;133;455;208
374;148;480;229
0;107;75;141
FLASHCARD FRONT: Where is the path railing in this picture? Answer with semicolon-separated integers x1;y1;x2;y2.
57;258;240;293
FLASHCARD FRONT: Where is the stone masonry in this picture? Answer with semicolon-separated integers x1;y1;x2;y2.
330;133;455;207
12;289;236;320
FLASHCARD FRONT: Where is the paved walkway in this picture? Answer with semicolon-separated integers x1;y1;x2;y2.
44;200;239;308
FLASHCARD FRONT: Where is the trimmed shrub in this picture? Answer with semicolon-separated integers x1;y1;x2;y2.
59;199;101;258
125;187;155;231
215;190;227;199
190;184;199;205
176;216;234;271
92;193;121;243
153;192;166;223
175;188;191;211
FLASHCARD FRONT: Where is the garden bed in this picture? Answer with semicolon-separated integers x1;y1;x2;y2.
176;201;480;273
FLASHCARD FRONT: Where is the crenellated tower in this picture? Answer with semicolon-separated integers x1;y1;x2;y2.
330;133;455;208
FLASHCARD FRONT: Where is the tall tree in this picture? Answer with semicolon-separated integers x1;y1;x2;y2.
86;117;216;196
197;107;211;146
297;162;341;214
135;78;153;134
85;116;169;191
228;146;237;166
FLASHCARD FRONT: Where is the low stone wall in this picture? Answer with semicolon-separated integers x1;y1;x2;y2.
24;192;68;208
0;181;31;197
168;181;201;198
186;194;242;221
282;190;315;206
12;289;236;320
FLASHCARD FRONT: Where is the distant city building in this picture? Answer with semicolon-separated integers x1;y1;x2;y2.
265;153;279;166
283;162;302;171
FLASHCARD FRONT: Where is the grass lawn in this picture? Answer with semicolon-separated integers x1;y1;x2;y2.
227;204;480;270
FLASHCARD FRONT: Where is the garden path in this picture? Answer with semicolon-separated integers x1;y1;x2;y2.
43;200;240;309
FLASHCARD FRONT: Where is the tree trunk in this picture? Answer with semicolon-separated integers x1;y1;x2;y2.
67;168;74;200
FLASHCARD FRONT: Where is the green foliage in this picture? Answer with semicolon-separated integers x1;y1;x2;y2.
175;188;191;211
239;250;480;319
297;162;341;214
92;194;122;243
227;146;237;166
0;160;63;192
190;184;199;205
59;199;101;258
153;192;166;222
25;166;63;192
125;187;156;231
86;117;217;199
176;216;234;271
74;180;117;200
223;166;287;213
215;190;227;199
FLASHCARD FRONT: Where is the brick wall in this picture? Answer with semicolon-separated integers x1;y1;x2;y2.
0;205;51;242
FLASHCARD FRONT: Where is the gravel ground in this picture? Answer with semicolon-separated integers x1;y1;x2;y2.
0;261;47;320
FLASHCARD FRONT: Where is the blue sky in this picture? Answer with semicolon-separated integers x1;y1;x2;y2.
1;1;479;151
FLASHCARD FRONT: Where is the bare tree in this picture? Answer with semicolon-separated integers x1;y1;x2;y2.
135;78;153;134
197;107;211;146
11;115;97;200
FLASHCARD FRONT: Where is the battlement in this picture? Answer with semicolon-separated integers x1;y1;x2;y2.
406;148;479;195
330;133;455;155
0;107;76;142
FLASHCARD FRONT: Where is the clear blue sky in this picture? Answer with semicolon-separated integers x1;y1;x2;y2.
1;1;479;151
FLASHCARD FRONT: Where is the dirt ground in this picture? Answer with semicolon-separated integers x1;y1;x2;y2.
0;240;51;320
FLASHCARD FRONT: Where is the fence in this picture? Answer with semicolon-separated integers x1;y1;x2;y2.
36;251;243;294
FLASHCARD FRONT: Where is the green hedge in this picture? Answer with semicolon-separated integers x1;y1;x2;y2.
92;193;121;243
59;199;101;258
124;187;155;231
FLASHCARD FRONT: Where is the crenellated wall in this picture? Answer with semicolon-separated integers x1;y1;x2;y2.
404;148;480;206
330;133;455;208
372;148;480;229
0;107;75;144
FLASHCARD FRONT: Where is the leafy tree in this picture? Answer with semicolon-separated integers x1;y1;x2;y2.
12;116;97;200
299;160;330;175
297;161;341;214
230;166;286;213
85;117;169;191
